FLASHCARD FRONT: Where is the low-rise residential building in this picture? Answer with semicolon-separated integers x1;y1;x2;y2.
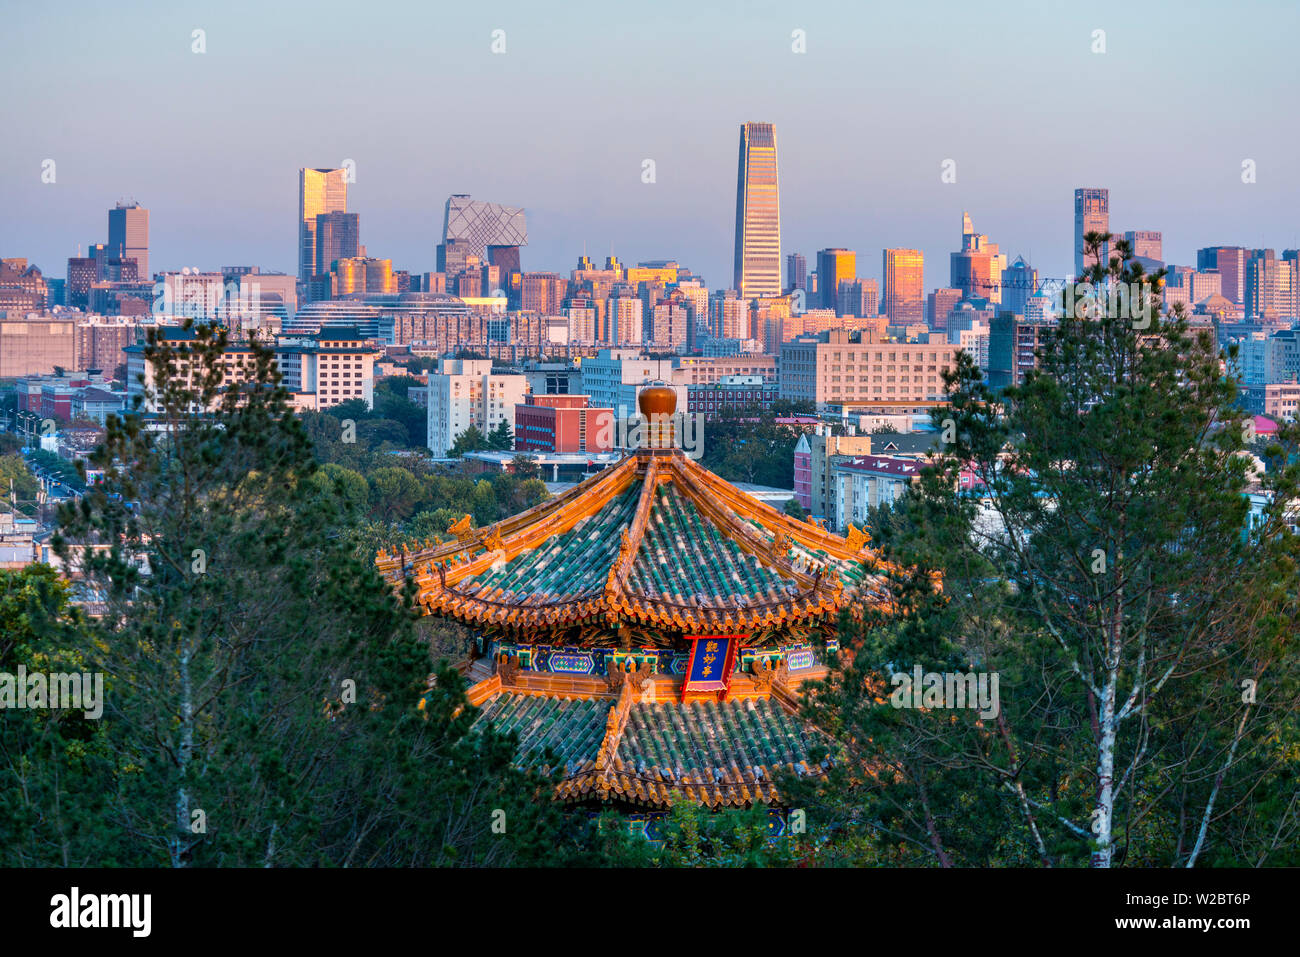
801;424;874;520
71;387;126;424
830;455;926;532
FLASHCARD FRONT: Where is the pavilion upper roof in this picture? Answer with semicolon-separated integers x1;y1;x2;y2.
378;448;896;636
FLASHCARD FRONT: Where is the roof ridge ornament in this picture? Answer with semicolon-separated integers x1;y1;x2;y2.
637;385;677;450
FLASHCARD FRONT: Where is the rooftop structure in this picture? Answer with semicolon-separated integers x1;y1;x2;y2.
378;388;897;809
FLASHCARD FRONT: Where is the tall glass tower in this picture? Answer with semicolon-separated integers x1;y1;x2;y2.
299;168;348;283
732;122;781;301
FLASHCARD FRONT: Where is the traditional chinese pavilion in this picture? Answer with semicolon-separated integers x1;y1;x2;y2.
377;388;895;810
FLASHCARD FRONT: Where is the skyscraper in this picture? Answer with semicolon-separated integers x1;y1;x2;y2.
299;168;348;283
949;212;1003;303
437;194;528;280
785;253;807;293
1001;256;1038;317
732;122;781;301
816;248;856;311
315;212;360;276
1198;247;1248;305
107;202;149;280
1073;188;1109;276
882;249;924;323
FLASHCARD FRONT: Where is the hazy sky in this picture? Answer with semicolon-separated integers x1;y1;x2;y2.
3;0;1298;288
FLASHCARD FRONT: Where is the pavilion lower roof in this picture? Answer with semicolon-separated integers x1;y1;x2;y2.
472;686;829;808
377;449;898;636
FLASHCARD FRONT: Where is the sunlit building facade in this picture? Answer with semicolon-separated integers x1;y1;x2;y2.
298;168;348;283
732;122;781;301
816;248;856;311
882;248;924;324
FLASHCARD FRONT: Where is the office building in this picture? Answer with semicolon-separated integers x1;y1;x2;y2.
0;317;77;376
837;278;878;319
1124;230;1162;262
950;212;1004;303
1245;251;1299;320
882;248;924;324
1074;188;1109;275
1198;247;1248;305
298;168;348;283
580;349;680;416
732;122;781;300
779;328;960;409
0;259;49;315
1001;256;1038;317
513;394;614;454
817;248;856;311
314;211;360;276
927;287;963;329
437;194;528;279
107;202;149;279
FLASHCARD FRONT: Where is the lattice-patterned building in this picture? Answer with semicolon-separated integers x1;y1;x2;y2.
377;388;895;810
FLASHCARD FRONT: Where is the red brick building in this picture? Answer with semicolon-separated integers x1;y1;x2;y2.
514;394;614;453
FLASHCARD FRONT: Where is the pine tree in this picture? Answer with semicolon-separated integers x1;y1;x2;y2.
49;323;574;866
795;236;1300;867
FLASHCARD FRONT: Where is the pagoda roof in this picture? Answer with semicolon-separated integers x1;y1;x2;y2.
471;684;829;808
378;448;895;636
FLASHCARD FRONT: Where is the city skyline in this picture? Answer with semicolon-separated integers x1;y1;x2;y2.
3;0;1298;287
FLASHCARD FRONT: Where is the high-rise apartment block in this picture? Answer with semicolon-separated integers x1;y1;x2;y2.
520;272;567;314
732;122;781;300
